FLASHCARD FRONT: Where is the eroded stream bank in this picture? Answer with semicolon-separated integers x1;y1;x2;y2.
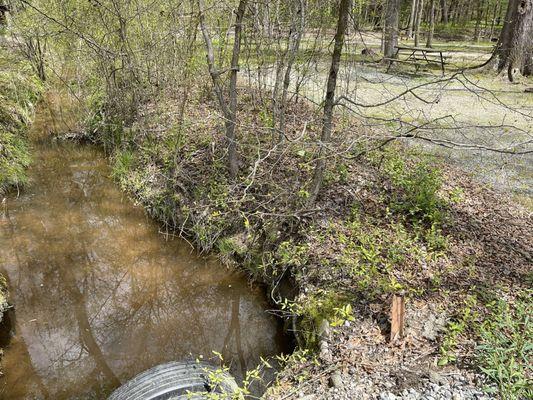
0;140;288;399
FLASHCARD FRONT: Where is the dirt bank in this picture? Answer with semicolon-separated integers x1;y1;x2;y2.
85;81;531;398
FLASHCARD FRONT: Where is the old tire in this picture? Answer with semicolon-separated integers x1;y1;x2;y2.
108;361;240;400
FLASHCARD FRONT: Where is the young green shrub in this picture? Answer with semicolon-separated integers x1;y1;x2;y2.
284;290;355;349
383;154;444;226
439;294;479;366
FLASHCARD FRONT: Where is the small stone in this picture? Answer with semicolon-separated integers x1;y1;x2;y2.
318;319;331;339
329;371;343;388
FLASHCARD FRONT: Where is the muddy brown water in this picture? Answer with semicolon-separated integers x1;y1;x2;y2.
0;141;288;399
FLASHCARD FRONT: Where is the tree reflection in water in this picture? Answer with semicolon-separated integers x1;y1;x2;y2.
0;142;287;400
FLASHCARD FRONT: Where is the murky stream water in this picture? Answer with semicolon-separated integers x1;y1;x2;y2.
0;141;287;399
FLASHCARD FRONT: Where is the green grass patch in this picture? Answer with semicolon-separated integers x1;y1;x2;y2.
439;290;532;399
0;48;42;194
476;291;532;400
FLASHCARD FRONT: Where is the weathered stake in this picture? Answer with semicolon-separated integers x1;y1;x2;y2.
390;294;405;342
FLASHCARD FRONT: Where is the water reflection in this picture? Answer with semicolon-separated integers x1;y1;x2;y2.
0;142;286;399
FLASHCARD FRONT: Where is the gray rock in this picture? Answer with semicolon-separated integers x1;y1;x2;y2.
329;371;343;388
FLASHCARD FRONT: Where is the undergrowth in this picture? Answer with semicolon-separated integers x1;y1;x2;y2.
0;47;42;194
439;290;532;400
476;291;532;400
84;81;532;400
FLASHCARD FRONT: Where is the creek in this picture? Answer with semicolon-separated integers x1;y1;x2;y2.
0;140;287;399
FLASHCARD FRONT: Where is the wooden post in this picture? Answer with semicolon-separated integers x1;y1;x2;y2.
390;294;405;341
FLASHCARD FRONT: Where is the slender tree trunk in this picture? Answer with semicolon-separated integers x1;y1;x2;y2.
426;0;436;47
308;0;351;205
278;0;305;141
440;0;448;23
198;0;247;179
383;0;400;58
227;0;248;178
414;0;424;46
408;0;417;38
474;0;484;41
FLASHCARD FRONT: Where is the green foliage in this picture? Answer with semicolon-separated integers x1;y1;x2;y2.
275;241;310;268
258;109;274;128
327;218;441;299
448;187;465;204
190;352;276;399
111;149;134;181
0;131;32;192
476;292;532;400
217;235;247;259
383;152;444;226
439;294;479;366
439;291;532;399
0;49;42;194
282;290;354;348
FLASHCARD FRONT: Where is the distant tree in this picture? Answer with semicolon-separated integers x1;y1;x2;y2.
440;0;449;24
383;0;400;58
414;0;424;46
198;0;248;179
474;0;485;42
407;0;417;38
426;0;436;47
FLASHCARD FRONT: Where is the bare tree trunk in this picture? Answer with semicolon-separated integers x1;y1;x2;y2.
440;0;448;23
177;18;200;132
278;0;305;141
507;0;533;80
414;0;424;46
24;34;47;81
383;0;400;58
495;0;518;71
493;0;533;80
474;0;484;41
308;0;351;205
198;0;247;179
227;0;248;178
489;0;500;40
408;0;417;38
426;0;436;47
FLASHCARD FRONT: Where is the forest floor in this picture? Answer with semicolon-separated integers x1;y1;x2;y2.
88;80;531;399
